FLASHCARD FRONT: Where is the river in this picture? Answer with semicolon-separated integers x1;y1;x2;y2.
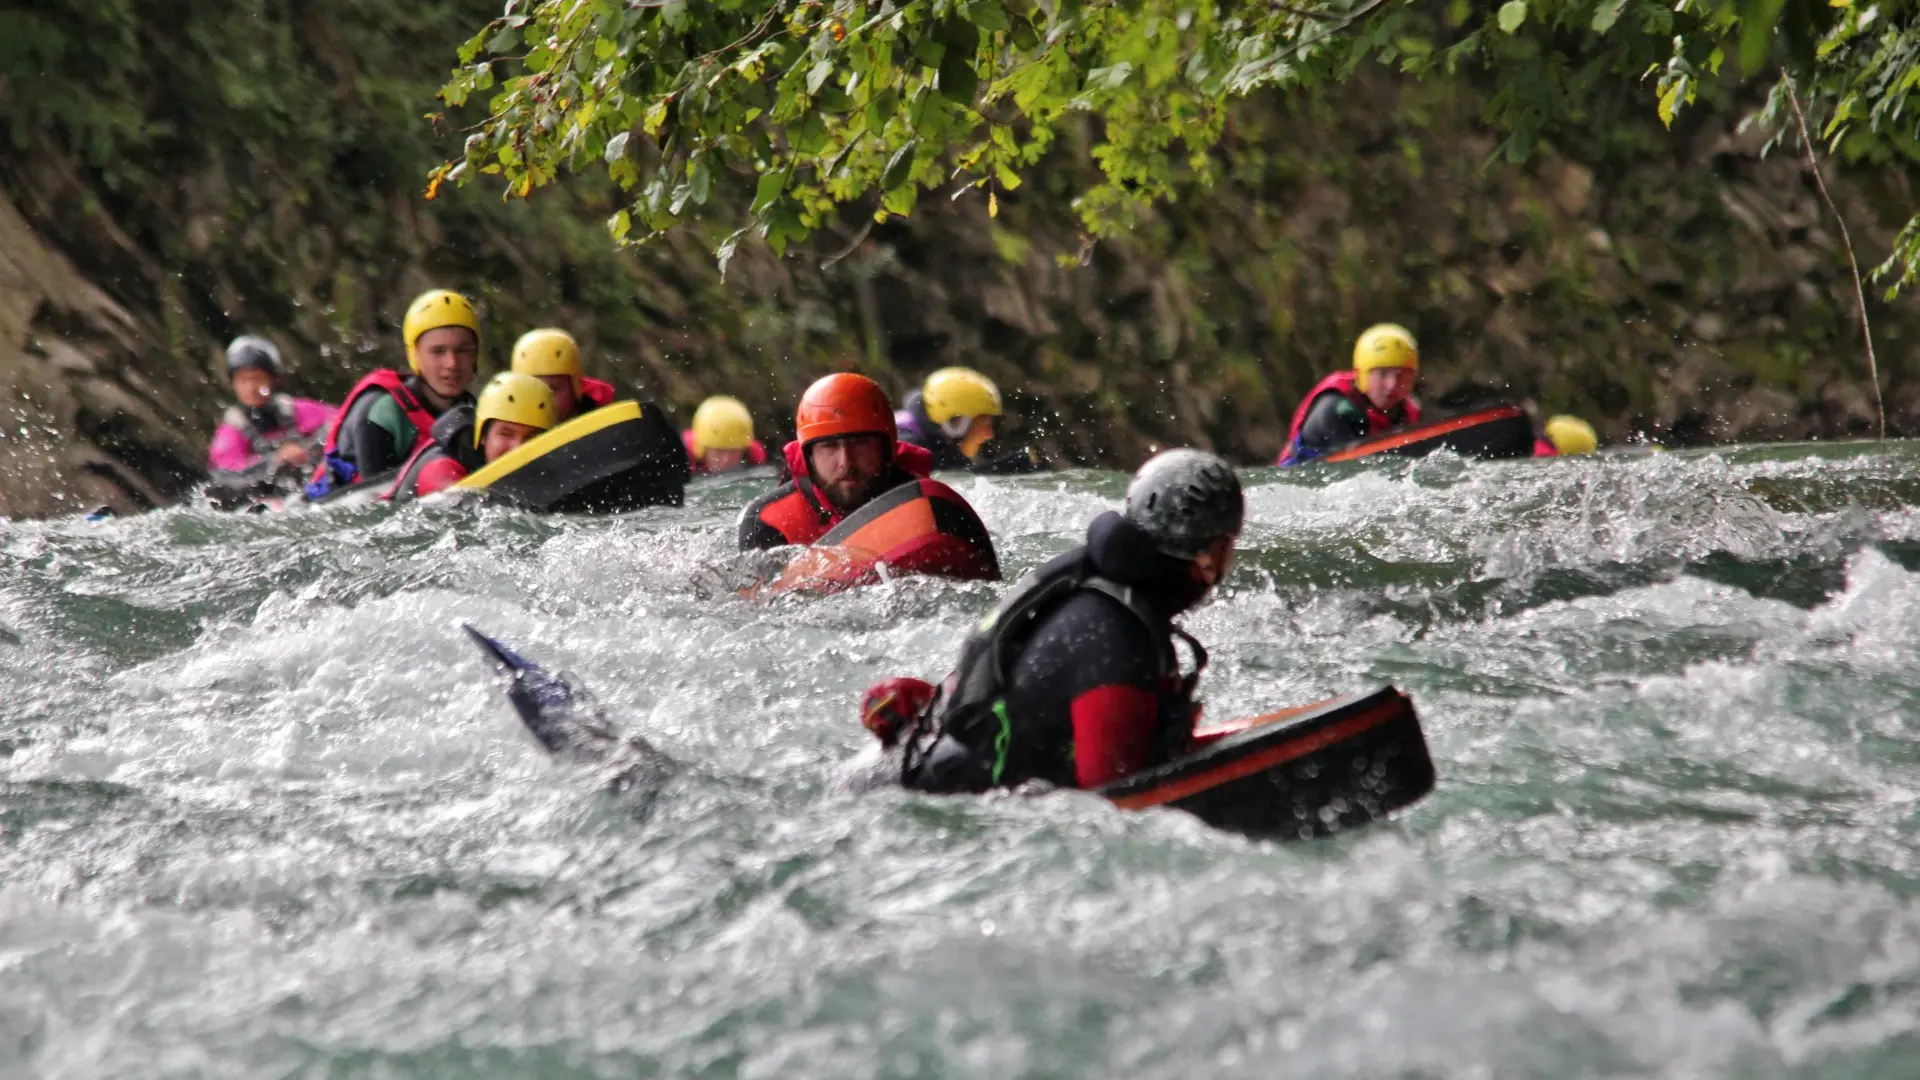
4;443;1920;1078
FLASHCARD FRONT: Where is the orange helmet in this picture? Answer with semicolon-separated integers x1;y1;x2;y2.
795;373;896;446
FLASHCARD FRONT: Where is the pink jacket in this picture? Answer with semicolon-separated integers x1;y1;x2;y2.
208;396;337;473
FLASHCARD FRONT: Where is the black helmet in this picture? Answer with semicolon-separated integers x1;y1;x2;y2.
225;335;282;376
1123;448;1244;559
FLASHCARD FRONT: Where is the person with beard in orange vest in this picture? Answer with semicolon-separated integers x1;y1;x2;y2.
307;289;481;497
509;328;617;422
1276;323;1423;465
737;373;942;550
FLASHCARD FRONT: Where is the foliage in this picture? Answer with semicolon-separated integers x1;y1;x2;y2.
442;0;1920;283
2;0;1913;478
0;0;691;388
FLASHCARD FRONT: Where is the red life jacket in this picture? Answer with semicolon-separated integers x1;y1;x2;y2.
1533;437;1559;458
310;369;438;483
1277;370;1421;465
754;439;935;546
581;377;616;410
681;429;769;474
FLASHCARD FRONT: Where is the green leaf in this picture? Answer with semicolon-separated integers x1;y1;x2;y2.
941;17;981;63
969;2;1008;34
605;131;629;163
882;141;919;190
1657;79;1683;127
643;97;670;136
690;159;712;205
882;184;919;216
793;113;829;154
866;87;899;132
940;53;980;102
1086;62;1132;92
1589;0;1622;33
1497;1;1526;33
609;208;632;241
752;169;787;212
1010;16;1040;50
1738;0;1788;75
716;226;751;277
807;59;833;95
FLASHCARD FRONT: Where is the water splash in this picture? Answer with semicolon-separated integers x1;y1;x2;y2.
4;441;1920;1077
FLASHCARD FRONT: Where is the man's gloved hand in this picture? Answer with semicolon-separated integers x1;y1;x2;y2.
859;677;936;747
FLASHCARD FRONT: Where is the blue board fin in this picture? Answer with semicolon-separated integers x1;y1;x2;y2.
462;623;614;758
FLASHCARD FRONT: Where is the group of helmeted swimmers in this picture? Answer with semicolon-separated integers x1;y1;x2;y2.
209;297;1598;504
207;289;1043;504
205;292;1598;794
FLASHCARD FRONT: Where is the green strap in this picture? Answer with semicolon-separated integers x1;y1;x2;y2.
990;699;1013;786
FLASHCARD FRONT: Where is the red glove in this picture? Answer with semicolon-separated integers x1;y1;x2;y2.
860;677;936;747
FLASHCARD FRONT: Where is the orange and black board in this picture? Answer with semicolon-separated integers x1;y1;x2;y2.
768;479;1002;594
1321;405;1535;464
1097;686;1434;839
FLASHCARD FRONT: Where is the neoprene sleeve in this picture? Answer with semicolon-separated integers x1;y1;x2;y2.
1070;684;1163;788
412;456;468;497
1295;393;1369;454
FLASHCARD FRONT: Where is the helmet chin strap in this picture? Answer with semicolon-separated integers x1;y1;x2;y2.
938;415;973;440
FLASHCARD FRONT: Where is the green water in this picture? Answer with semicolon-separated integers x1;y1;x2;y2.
5;444;1920;1078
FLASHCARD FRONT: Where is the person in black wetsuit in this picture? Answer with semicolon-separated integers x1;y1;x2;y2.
1276;323;1422;465
859;448;1245;792
307;290;482;497
895;367;1047;475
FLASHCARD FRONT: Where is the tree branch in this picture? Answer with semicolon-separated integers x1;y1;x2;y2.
1786;76;1885;441
1273;0;1393;64
1268;1;1342;22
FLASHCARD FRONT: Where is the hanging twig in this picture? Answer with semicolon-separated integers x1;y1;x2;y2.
818;217;875;269
1785;76;1886;441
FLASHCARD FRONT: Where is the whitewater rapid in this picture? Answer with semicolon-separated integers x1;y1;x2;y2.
5;444;1920;1077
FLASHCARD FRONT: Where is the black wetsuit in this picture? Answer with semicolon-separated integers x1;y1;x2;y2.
1296;393;1414;457
903;512;1206;792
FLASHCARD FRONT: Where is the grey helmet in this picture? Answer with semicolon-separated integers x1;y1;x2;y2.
1123;448;1245;559
225;335;282;376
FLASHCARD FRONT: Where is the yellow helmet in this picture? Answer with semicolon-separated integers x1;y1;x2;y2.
1352;323;1419;393
472;371;556;449
403;289;482;373
922;367;1004;425
510;328;583;393
1544;415;1598;456
690;395;755;454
